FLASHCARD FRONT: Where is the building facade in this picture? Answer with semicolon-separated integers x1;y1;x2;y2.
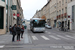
67;0;75;30
32;1;50;24
55;0;75;30
32;0;75;30
0;0;6;34
6;0;17;32
49;0;75;29
6;0;24;32
17;0;24;25
50;0;57;27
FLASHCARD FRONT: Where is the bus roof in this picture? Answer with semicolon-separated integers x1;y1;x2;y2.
31;18;45;20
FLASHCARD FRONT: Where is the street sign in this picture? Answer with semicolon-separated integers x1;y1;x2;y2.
13;13;15;16
17;14;20;17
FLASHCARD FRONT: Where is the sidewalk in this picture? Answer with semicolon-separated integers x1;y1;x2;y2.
0;29;31;45
52;28;75;35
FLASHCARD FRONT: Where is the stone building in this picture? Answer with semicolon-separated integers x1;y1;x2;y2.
67;0;75;30
33;1;50;24
49;0;75;29
55;0;75;29
33;0;75;30
0;0;6;34
17;0;24;25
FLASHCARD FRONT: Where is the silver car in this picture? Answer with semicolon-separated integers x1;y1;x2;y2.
45;24;52;29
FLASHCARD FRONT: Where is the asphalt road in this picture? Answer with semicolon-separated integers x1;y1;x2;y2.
27;22;75;50
1;22;75;50
26;22;75;45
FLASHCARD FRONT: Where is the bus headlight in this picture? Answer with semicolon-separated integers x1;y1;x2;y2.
42;28;45;30
34;28;36;30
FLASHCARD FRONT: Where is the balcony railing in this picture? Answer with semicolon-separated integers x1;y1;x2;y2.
64;13;67;16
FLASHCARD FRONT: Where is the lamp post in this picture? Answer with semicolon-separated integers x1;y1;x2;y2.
49;0;51;26
56;0;57;28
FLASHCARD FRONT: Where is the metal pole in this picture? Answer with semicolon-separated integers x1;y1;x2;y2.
49;0;50;26
56;0;58;28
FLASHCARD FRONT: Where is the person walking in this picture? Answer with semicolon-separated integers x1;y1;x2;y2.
11;24;17;42
9;25;12;34
16;24;21;41
21;25;24;38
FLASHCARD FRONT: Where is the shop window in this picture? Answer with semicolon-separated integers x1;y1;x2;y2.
0;7;4;29
2;0;5;2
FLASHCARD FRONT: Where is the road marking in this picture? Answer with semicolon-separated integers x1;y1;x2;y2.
66;35;75;39
41;36;50;40
45;31;48;33
0;41;5;43
57;35;70;40
32;36;38;40
49;35;61;40
0;45;5;48
47;32;51;34
63;46;74;49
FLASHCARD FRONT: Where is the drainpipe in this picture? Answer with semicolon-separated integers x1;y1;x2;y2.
49;0;51;26
56;0;58;28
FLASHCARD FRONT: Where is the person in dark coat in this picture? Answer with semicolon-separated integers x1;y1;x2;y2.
9;25;12;34
16;24;21;41
21;25;24;38
12;24;17;42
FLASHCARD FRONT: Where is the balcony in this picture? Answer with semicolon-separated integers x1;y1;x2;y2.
61;14;63;17
59;15;61;18
57;16;58;19
64;13;67;16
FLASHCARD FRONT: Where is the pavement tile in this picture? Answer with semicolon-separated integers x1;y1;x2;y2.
0;48;30;50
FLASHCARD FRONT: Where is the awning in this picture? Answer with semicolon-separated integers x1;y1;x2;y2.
13;16;17;19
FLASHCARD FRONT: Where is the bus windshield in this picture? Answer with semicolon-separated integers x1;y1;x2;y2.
33;20;45;27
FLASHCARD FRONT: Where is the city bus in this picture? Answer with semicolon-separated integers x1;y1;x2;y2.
30;18;46;32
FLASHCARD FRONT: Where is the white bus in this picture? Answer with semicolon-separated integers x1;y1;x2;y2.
30;18;45;32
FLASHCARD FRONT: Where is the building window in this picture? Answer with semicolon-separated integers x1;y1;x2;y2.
57;11;58;16
59;1;61;7
2;0;5;2
71;0;72;1
62;9;64;14
62;0;64;5
66;0;67;3
65;7;67;13
59;10;61;15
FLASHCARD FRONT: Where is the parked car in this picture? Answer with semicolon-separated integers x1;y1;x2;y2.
45;24;52;29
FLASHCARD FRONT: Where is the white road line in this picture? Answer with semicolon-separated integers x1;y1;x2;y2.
57;35;70;40
32;36;38;40
41;36;50;40
65;35;75;39
0;45;5;48
63;46;74;49
49;35;61;40
45;31;48;32
47;32;51;34
0;41;5;43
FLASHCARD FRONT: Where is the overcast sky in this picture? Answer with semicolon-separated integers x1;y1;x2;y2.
21;0;47;20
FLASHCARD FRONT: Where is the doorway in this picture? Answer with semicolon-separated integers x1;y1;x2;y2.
0;7;4;29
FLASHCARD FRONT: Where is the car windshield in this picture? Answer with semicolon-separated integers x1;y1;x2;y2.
33;20;45;27
22;23;25;26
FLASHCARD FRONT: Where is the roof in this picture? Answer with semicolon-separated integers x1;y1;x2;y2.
30;18;45;20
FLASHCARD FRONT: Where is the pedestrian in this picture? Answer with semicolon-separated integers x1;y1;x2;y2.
9;25;12;34
21;25;24;38
11;24;17;42
16;24;21;41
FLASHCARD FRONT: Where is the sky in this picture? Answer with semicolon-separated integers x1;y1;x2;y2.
21;0;47;20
